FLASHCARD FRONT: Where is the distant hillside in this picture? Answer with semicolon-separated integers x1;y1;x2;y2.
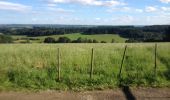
1;25;170;42
12;33;127;43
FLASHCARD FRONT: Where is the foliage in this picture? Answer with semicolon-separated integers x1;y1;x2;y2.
0;34;13;43
44;37;56;43
1;25;170;42
12;33;126;43
101;41;107;43
111;39;115;43
44;37;103;43
164;27;170;41
57;37;71;43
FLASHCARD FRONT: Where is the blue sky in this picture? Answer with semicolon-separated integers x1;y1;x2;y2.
0;0;170;25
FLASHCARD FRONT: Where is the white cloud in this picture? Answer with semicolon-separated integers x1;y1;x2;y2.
47;3;57;7
160;0;170;4
144;6;170;13
108;6;169;13
95;17;101;20
122;7;131;12
0;1;31;12
161;7;170;11
48;7;75;13
108;7;143;13
107;7;129;12
46;0;125;7
135;9;143;13
145;6;157;12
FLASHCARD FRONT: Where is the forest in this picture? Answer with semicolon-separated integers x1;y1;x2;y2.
0;25;170;43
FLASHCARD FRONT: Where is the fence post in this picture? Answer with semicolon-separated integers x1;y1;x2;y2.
154;44;157;78
118;45;127;80
90;48;94;79
57;48;61;81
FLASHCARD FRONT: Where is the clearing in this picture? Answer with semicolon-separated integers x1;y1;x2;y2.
12;33;127;43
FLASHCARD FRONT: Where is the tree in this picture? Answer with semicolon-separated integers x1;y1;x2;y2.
125;39;138;43
76;37;83;43
93;39;99;43
44;37;56;43
87;39;93;43
57;37;71;43
101;41;107;43
0;34;13;43
164;27;170;41
111;39;115;43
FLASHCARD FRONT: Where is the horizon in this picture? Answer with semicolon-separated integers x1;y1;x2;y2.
0;24;169;26
0;0;170;25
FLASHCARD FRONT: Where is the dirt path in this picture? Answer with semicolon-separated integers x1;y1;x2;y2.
0;87;170;100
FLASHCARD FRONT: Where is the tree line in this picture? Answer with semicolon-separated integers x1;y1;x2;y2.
0;25;170;42
44;37;108;43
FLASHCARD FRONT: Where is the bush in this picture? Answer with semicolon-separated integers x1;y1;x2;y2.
57;37;71;43
44;36;102;43
72;37;98;43
93;39;99;43
125;38;142;43
44;37;56;43
101;41;107;43
87;39;93;43
76;37;84;43
0;34;13;43
111;39;115;43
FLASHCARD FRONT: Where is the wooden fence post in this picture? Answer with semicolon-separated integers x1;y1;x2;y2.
58;48;61;81
90;48;94;79
154;44;157;78
118;45;127;79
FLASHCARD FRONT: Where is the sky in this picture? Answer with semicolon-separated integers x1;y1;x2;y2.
0;0;170;25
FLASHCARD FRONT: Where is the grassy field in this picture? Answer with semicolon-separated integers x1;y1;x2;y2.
0;43;170;91
12;33;127;43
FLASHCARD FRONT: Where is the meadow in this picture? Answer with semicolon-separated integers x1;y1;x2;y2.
12;33;127;43
0;43;170;91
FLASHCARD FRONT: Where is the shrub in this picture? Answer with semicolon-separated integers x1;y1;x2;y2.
44;37;56;43
101;41;107;43
93;39;99;43
57;37;71;43
0;34;13;43
111;39;115;43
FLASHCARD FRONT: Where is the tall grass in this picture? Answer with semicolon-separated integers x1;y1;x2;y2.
0;43;170;91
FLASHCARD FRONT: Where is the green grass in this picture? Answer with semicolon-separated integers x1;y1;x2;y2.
0;43;170;91
12;33;127;43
